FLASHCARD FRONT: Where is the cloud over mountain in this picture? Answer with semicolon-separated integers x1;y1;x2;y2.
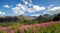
44;7;60;15
12;0;45;15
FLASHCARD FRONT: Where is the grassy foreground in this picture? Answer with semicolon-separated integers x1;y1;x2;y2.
0;22;60;33
20;23;60;33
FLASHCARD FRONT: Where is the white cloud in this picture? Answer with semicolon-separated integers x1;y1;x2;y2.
28;5;45;13
22;0;32;6
47;4;54;9
22;0;28;5
28;0;32;7
31;14;40;16
4;5;10;8
12;0;46;15
16;3;28;11
33;5;45;11
44;7;60;15
0;11;5;15
12;7;25;15
22;0;46;11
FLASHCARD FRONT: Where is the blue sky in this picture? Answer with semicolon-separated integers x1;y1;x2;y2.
0;0;60;16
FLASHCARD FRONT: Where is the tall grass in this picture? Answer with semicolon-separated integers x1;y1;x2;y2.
0;30;7;33
0;22;60;33
20;23;60;33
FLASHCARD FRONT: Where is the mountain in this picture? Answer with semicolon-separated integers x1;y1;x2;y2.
34;15;46;20
18;15;33;21
43;14;52;18
32;14;53;22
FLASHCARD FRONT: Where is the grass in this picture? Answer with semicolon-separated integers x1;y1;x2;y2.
0;22;60;33
0;22;23;28
0;30;7;33
20;23;60;33
11;28;20;33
